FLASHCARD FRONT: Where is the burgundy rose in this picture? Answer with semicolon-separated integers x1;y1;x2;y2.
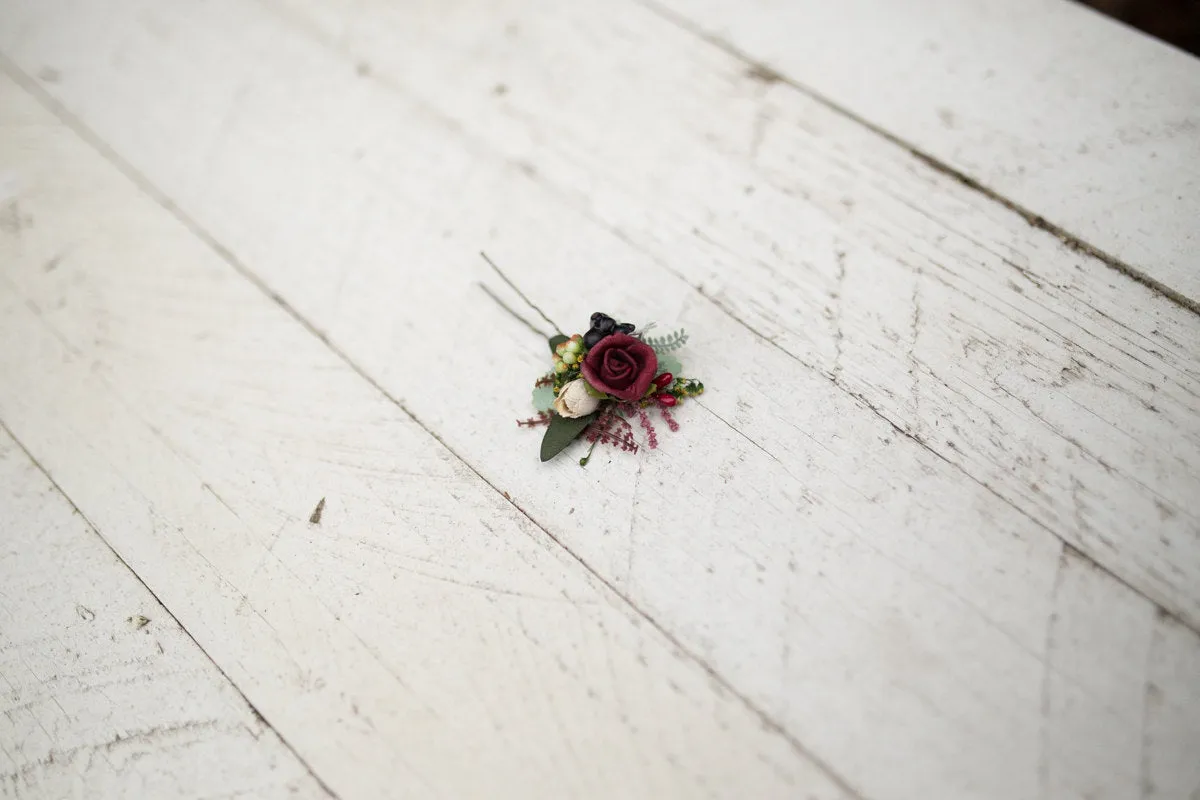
581;333;658;402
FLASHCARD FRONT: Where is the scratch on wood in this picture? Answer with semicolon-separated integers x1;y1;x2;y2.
1002;257;1046;290
392;561;567;603
75;604;95;621
308;496;326;525
697;401;780;465
201;481;242;521
744;62;783;85
909;267;923;423
626;460;644;589
749;105;771;161
1153;498;1177;521
1037;542;1072;799
1137;611;1166;799
1052;357;1089;387
831;250;847;380
0;721;223;789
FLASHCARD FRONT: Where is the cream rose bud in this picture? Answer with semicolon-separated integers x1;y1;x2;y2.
554;379;601;418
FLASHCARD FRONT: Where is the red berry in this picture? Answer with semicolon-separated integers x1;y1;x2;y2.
654;372;674;388
656;393;677;407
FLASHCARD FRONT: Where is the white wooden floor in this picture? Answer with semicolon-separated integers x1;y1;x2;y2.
1;1;1198;798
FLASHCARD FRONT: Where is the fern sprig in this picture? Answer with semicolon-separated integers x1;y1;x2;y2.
644;328;688;353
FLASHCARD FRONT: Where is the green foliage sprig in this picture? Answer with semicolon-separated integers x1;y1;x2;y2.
644;329;689;353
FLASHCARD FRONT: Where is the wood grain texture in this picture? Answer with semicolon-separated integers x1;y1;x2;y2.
7;0;1194;629
0;71;843;800
0;430;330;799
274;0;1200;625
648;0;1200;307
0;1;1195;800
4;0;1193;619
1036;547;1200;800
0;1;1197;798
1140;612;1200;800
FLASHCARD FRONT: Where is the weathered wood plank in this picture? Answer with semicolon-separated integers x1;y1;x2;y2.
1039;547;1200;800
0;71;844;799
2;2;1198;798
1141;612;1200;799
280;0;1199;624
1039;547;1150;799
5;0;1193;628
649;0;1200;308
0;430;330;800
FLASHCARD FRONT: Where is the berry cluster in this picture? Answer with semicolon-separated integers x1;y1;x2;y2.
551;334;585;392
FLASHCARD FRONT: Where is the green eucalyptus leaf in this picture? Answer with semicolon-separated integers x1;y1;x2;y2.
532;385;556;412
548;334;569;355
655;352;683;379
540;412;596;462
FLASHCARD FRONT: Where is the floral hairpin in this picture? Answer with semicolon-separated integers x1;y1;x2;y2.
520;312;705;464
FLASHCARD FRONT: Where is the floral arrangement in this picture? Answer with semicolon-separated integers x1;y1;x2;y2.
520;312;705;464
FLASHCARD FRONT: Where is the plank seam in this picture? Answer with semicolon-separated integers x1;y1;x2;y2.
0;419;342;800
635;0;1200;317
0;58;866;800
